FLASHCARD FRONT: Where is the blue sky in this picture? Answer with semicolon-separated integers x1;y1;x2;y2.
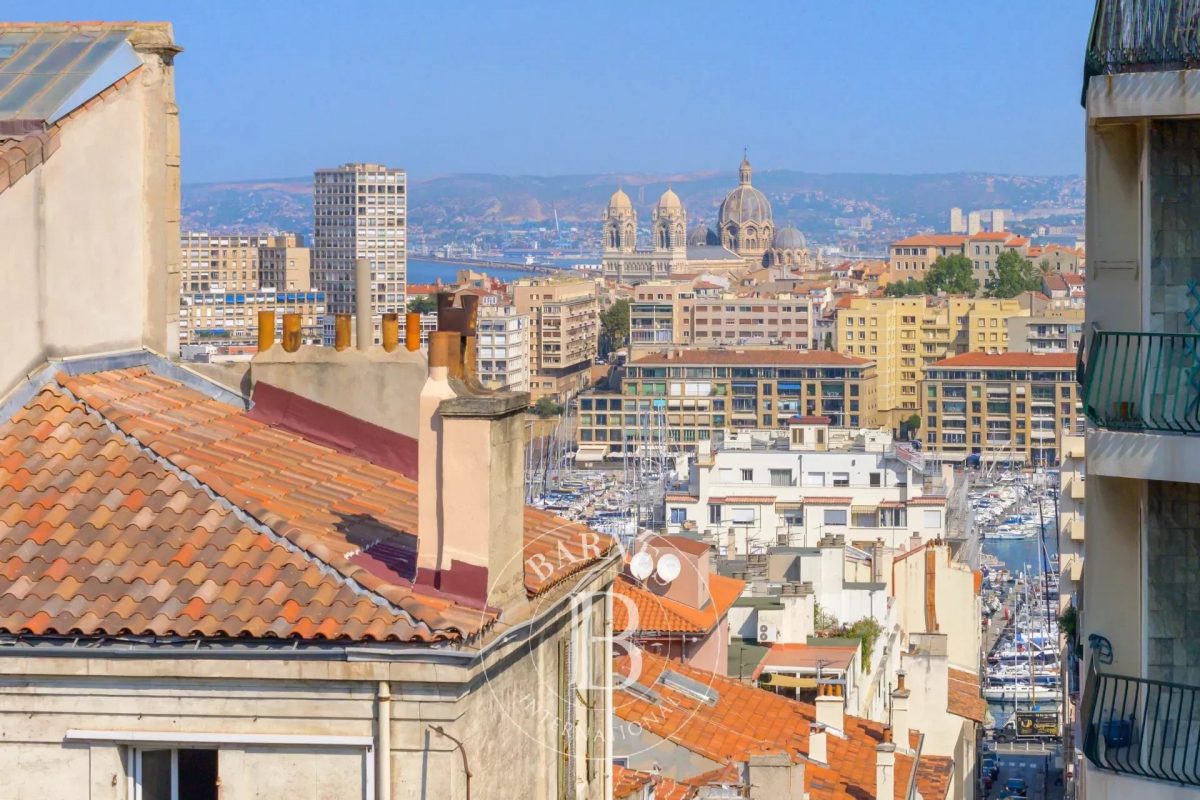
27;1;1094;182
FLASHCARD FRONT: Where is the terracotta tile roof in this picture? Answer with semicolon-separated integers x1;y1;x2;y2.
633;350;870;367
751;642;858;679
947;668;988;723
1042;274;1068;292
1;366;613;643
707;496;775;504
908;496;947;506
966;232;1016;242
665;493;698;503
0;384;439;642
613;572;744;634
892;234;966;248
612;765;694;800
613;649;953;799
927;351;1076;369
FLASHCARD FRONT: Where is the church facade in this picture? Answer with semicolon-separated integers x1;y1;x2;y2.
601;155;811;283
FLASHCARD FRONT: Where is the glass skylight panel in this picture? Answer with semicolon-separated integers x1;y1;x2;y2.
0;28;133;121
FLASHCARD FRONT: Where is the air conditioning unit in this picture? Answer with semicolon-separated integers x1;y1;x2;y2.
757;623;779;644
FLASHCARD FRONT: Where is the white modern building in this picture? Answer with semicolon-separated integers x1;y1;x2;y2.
313;163;407;342
1077;3;1200;796
477;306;531;392
664;417;952;556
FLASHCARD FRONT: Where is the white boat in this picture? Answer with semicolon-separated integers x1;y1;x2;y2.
983;685;1063;703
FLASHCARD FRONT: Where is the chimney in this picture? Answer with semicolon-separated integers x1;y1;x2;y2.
876;732;896;800
748;753;804;800
891;671;911;753
416;296;531;607
808;721;828;764
356;257;372;349
815;683;844;732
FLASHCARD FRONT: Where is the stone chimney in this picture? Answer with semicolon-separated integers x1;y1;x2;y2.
815;683;844;732
876;728;896;800
891;671;911;753
807;721;828;764
748;753;804;799
415;293;530;607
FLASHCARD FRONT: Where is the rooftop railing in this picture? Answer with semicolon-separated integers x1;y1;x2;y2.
1084;0;1200;101
1080;330;1200;433
1083;670;1200;786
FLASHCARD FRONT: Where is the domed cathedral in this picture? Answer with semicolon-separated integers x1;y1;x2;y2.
718;153;774;263
767;225;812;270
602;188;636;252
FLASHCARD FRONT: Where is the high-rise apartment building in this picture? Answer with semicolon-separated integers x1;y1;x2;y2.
476;306;531;392
178;232;323;349
949;207;965;234
312;163;407;340
1074;5;1200;795
966;211;981;235
512;277;599;402
919;352;1079;465
836;296;1027;429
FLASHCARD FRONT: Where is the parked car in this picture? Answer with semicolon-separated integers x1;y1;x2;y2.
1004;777;1028;796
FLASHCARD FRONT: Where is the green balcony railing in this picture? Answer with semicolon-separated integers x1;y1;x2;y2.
1080;330;1200;433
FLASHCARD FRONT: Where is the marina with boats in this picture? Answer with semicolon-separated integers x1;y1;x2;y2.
973;471;1064;739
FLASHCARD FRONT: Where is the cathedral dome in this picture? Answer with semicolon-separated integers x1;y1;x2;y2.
688;223;718;246
773;226;806;249
656;187;683;211
719;185;772;227
608;188;633;211
718;155;771;228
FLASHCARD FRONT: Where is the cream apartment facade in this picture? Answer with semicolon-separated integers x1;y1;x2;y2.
920;352;1080;465
836;296;1027;429
1074;5;1200;796
890;231;1031;283
513;277;600;403
477;305;531;392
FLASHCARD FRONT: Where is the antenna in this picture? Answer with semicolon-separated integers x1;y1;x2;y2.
655;553;681;583
630;551;654;581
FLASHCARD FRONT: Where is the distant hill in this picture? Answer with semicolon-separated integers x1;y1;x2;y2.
181;170;1084;240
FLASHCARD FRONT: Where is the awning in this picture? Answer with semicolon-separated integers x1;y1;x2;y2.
851;505;877;515
759;673;820;689
574;445;609;462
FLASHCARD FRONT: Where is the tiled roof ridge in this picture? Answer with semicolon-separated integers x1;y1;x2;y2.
49;374;449;643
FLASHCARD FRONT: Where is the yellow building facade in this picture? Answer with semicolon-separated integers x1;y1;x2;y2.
836;296;1027;429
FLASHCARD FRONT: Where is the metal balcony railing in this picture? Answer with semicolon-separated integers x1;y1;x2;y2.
1080;331;1200;433
1085;0;1200;96
1083;670;1200;786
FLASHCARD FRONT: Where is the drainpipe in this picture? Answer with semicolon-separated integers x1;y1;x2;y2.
377;681;391;800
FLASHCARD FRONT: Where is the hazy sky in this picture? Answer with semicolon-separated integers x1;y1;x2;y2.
27;1;1093;182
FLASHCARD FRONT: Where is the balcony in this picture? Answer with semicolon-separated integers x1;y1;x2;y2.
1085;0;1200;83
1081;331;1200;433
1083;670;1200;787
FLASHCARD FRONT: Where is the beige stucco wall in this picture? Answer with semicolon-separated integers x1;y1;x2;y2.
0;50;179;398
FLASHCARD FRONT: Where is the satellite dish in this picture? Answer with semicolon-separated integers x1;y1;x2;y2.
630;551;654;581
655;553;682;583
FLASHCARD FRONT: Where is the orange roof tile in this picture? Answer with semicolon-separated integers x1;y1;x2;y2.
927;352;1076;369
613;572;744;634
892;234;966;248
613;649;953;799
947;668;988;723
0;384;436;642
2;366;614;643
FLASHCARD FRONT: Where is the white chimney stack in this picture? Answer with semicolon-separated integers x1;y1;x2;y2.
808;721;828;764
815;682;845;732
876;730;896;800
891;671;911;752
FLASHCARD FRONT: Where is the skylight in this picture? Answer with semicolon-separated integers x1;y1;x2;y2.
0;27;139;124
